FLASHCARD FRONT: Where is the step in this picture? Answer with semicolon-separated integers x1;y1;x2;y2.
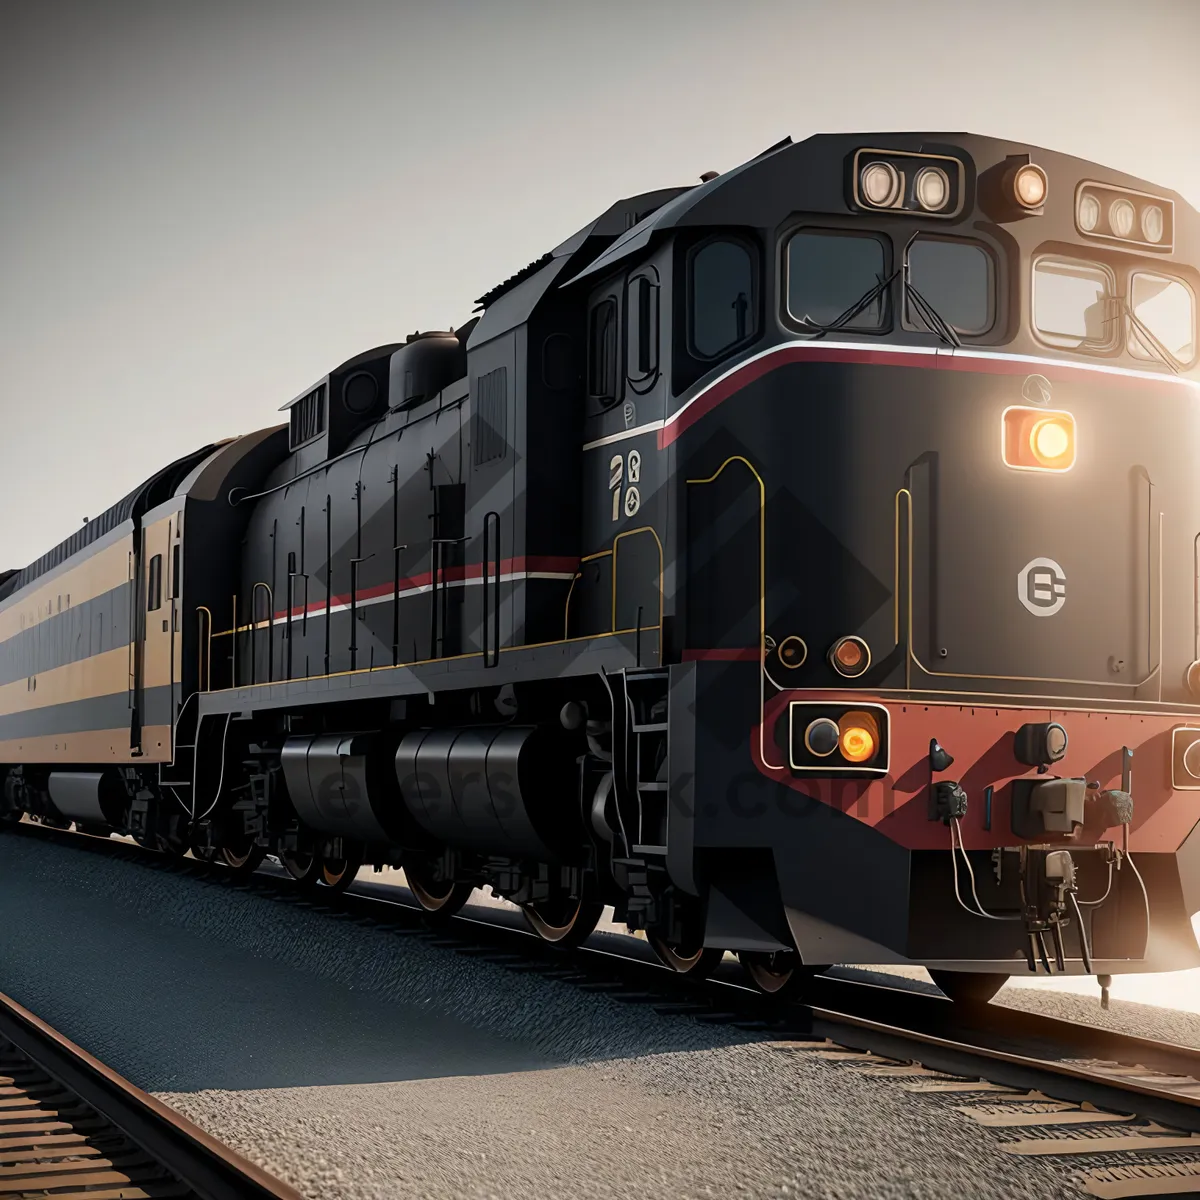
632;843;668;856
631;722;668;734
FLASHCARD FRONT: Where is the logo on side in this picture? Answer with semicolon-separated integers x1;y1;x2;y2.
1018;557;1067;616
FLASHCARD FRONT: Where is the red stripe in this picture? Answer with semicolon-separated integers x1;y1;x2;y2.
682;648;760;662
658;344;1194;448
272;554;579;620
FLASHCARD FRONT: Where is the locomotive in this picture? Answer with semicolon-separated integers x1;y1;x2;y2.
3;131;1200;1003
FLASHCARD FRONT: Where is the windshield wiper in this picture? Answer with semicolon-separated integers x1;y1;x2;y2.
798;266;900;338
904;273;961;349
1121;300;1181;375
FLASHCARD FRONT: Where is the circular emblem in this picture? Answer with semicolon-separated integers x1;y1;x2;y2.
1018;556;1066;616
623;486;641;518
1021;374;1053;406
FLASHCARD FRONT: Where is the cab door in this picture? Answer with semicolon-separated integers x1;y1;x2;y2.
136;511;178;759
576;261;667;648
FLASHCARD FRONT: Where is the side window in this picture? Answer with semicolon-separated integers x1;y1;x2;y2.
147;555;163;612
171;544;181;600
906;237;995;336
689;238;757;359
626;270;659;387
588;297;619;405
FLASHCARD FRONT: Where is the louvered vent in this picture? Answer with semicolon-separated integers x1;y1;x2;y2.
473;367;507;466
289;384;327;449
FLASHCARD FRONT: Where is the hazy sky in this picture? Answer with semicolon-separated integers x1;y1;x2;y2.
2;0;1198;568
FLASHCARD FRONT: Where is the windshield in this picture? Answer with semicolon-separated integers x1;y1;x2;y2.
906;238;993;335
1129;272;1195;366
1032;258;1114;349
786;231;887;330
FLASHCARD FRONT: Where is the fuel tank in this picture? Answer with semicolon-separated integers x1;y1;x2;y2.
394;725;582;861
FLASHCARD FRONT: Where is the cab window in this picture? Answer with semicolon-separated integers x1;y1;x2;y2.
1129;272;1195;366
786;231;887;331
906;237;994;335
1032;257;1115;349
688;237;757;359
587;297;619;404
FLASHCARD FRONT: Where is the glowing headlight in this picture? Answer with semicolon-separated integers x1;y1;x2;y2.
861;161;902;208
1077;192;1100;233
838;712;879;763
1003;406;1077;472
1141;204;1164;244
1031;417;1072;464
914;166;950;212
1014;164;1048;208
1110;198;1136;238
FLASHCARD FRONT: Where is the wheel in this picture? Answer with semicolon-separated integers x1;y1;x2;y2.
521;889;604;948
647;933;724;979
739;950;823;1001
219;840;266;879
404;856;473;920
317;843;363;895
280;846;322;888
929;970;1008;1005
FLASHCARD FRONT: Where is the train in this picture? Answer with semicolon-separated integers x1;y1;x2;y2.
3;131;1199;1004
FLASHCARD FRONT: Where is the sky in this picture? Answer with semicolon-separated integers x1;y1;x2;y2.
2;0;1199;567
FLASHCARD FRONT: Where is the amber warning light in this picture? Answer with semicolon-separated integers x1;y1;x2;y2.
1002;406;1076;472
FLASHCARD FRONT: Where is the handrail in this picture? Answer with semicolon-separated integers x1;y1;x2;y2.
481;511;500;667
251;582;274;684
196;606;212;693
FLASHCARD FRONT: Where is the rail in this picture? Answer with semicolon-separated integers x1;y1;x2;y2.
0;986;301;1199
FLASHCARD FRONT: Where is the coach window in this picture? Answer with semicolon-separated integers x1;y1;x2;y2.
786;231;888;331
688;237;757;359
906;237;994;335
147;555;163;612
1129;272;1195;367
588;297;619;405
1032;257;1116;350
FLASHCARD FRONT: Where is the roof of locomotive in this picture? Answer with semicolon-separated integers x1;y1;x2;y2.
568;130;1198;285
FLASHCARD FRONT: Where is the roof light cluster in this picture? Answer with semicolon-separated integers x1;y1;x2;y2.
1075;181;1173;251
852;149;964;219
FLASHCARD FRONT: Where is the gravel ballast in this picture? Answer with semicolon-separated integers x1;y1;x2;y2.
0;829;1179;1199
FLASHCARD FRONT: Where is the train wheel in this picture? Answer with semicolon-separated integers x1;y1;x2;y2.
647;933;724;979
219;840;266;879
521;890;604;948
280;846;322;889
317;843;364;895
404;856;473;920
739;950;822;1001
929;970;1007;1005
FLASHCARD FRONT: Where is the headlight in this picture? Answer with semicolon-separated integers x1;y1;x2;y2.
1077;192;1101;233
804;718;841;757
829;636;871;678
1031;416;1072;465
1109;198;1136;238
914;166;950;212
1013;164;1048;208
838;712;879;763
1141;204;1164;244
861;161;902;208
1003;406;1077;472
789;701;890;775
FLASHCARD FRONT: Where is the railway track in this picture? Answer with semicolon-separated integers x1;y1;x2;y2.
7;818;1200;1198
0;980;301;1199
